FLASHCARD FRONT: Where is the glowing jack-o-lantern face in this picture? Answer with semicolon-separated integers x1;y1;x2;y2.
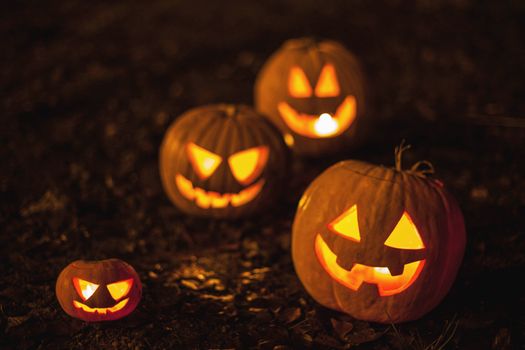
56;259;142;322
255;37;366;157
175;143;269;208
315;205;426;297
279;64;356;139
292;158;466;323
160;104;289;219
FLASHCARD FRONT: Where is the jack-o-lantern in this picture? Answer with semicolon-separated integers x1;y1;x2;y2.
292;145;466;323
160;104;289;218
56;259;142;322
254;37;366;157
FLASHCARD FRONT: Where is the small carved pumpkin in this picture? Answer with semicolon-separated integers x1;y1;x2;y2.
160;104;289;218
56;259;142;322
255;37;366;157
292;144;466;323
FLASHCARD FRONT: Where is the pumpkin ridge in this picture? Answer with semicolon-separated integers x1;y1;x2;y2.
228;110;252;217
427;185;466;307
343;166;398;184
210;112;235;213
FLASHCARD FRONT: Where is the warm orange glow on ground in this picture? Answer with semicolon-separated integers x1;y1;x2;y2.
328;204;361;242
228;146;269;185
384;212;425;249
107;279;133;301
73;298;129;314
186;142;222;180
315;234;425;296
175;174;265;208
73;278;99;301
314;64;340;97
277;96;356;138
288;66;312;98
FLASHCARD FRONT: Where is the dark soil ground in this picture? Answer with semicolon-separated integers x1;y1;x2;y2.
1;1;524;349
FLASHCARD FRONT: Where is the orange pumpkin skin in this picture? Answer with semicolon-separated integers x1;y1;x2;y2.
254;37;367;157
160;104;289;219
56;259;142;322
292;160;466;323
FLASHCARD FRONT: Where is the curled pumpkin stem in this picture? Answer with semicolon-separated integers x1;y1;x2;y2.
409;160;435;178
394;140;435;178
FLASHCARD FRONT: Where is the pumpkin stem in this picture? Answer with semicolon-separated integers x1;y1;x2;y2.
394;140;435;178
224;105;237;117
410;160;435;177
394;139;411;171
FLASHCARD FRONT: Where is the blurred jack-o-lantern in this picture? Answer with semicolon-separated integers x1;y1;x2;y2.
255;37;366;157
56;259;142;322
292;144;466;323
160;104;289;218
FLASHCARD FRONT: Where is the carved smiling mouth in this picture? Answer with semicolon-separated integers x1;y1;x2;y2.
73;298;129;314
277;96;356;138
315;234;425;296
175;174;265;209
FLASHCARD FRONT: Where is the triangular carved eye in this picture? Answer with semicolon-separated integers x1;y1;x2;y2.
186;142;222;180
384;212;425;249
288;66;312;98
107;279;134;301
328;205;361;242
228;146;269;185
73;278;99;301
315;64;340;97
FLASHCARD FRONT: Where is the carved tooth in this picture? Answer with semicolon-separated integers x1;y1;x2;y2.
175;174;263;208
194;187;211;209
73;298;129;314
209;191;230;208
387;262;405;277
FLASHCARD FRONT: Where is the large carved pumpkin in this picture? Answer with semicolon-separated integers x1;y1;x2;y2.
56;259;142;322
292;145;466;323
254;37;366;157
160;104;289;218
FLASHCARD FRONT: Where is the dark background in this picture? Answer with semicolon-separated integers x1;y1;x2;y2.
1;1;524;349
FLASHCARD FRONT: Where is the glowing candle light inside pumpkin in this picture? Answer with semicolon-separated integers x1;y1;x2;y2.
82;282;98;300
202;158;216;172
314;113;338;136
